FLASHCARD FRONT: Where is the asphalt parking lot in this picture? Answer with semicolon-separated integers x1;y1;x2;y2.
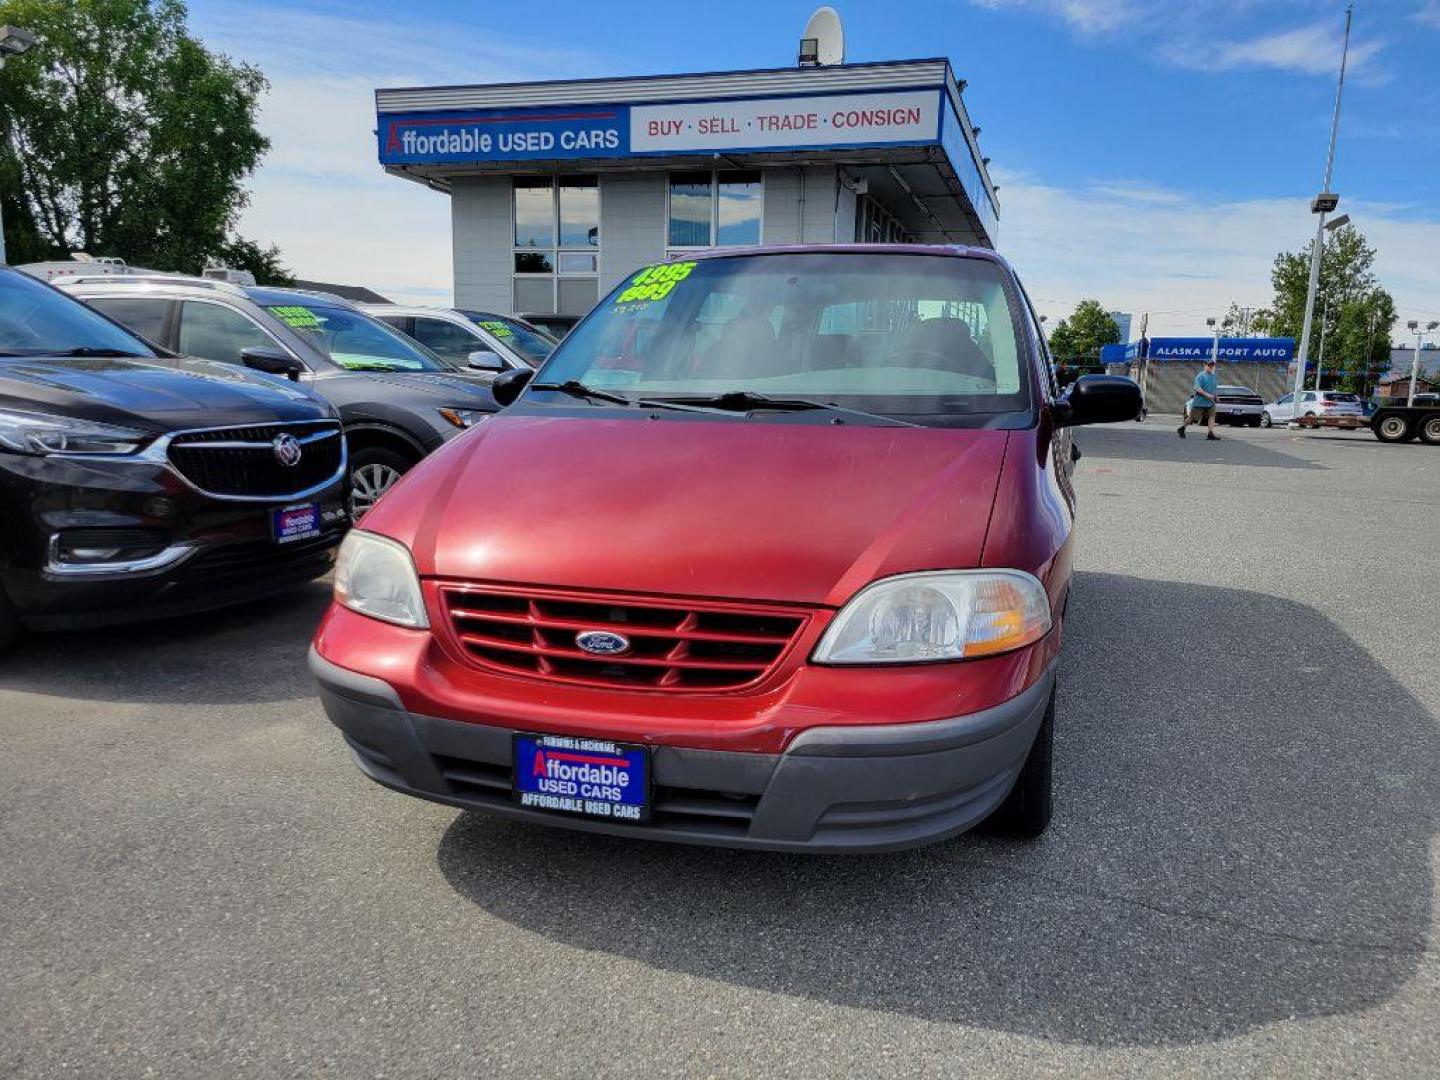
3;421;1438;1078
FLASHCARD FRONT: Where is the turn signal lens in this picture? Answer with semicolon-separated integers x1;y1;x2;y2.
813;570;1051;665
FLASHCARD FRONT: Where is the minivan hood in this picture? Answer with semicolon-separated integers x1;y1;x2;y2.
0;354;331;432
367;413;1009;607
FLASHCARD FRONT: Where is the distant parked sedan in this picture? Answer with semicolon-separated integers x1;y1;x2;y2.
515;311;581;340
364;305;557;370
1215;384;1264;426
1261;390;1365;429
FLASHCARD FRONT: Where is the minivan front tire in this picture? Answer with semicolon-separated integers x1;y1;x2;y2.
984;685;1055;838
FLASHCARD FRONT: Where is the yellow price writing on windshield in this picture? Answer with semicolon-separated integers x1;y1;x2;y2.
614;261;696;306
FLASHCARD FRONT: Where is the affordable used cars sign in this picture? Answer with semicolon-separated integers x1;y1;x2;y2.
378;90;943;165
379;105;630;164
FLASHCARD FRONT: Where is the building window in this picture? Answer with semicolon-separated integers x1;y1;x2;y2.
668;170;762;249
513;174;599;314
854;195;913;246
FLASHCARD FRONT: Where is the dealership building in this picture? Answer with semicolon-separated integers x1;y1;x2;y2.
374;58;999;316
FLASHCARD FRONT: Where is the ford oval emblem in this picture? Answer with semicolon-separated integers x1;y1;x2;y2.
575;630;631;656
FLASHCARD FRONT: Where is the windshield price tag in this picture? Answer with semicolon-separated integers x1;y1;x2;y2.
614;261;697;308
271;305;323;330
478;320;513;338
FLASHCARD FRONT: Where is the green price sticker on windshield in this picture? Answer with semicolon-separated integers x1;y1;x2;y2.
478;320;513;338
614;261;696;307
271;305;322;329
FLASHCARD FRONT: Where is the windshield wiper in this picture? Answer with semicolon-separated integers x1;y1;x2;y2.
528;380;723;415
53;347;148;358
649;390;918;427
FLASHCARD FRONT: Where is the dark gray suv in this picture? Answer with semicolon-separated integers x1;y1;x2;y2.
59;276;500;514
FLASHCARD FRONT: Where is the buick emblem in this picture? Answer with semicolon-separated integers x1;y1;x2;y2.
272;433;303;468
575;630;631;656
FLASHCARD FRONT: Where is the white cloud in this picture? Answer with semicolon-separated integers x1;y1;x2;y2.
969;0;1141;34
993;168;1440;339
189;4;610;303
1415;1;1440;29
1177;22;1385;78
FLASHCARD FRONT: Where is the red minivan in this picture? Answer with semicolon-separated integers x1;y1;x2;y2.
310;246;1140;851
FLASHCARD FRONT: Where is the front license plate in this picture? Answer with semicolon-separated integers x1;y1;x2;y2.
513;734;650;823
272;502;321;544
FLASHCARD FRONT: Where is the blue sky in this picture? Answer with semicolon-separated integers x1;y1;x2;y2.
187;0;1440;338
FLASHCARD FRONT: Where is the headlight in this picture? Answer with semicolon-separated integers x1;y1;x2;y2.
0;408;147;456
333;530;429;628
813;570;1051;665
437;407;490;429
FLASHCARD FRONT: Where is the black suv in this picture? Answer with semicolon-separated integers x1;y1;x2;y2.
60;276;499;514
0;268;348;651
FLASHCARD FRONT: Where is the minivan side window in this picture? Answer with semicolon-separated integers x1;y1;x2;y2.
85;297;175;348
178;301;276;366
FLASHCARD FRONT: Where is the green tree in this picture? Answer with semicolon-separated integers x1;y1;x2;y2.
0;0;290;282
1046;299;1120;366
1254;224;1394;392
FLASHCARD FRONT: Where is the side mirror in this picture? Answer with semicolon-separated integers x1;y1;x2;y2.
466;349;506;371
491;366;533;408
1055;374;1142;427
241;346;305;382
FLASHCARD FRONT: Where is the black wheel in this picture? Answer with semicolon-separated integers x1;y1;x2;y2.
1259;412;1273;428
1420;415;1440;446
1374;414;1413;443
348;447;413;518
985;685;1054;839
0;588;17;654
1248;417;1262;428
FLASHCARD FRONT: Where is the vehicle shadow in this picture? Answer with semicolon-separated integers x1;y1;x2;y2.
1078;425;1325;469
0;581;331;705
435;572;1437;1046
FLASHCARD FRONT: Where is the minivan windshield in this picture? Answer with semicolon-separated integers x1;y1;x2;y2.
262;303;446;372
464;312;557;366
0;269;156;358
535;252;1032;422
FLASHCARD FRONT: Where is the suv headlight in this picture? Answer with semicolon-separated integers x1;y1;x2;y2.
813;570;1051;665
0;408;147;456
333;530;429;628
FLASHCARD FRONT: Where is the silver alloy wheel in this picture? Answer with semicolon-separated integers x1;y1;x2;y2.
350;462;403;516
1260;412;1272;428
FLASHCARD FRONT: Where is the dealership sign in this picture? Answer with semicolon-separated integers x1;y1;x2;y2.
1147;337;1295;364
378;90;943;165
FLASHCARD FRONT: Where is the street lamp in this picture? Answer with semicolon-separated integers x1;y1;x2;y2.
1292;4;1354;411
1207;316;1219;367
0;25;38;266
1314;214;1351;390
1406;319;1439;406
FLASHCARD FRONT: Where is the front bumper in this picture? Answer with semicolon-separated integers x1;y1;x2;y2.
311;647;1055;853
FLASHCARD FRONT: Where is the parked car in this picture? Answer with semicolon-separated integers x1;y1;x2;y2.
515;311;581;340
1215;384;1264;426
363;305;557;370
58;276;500;515
0;266;348;653
310;245;1142;851
1261;390;1365;429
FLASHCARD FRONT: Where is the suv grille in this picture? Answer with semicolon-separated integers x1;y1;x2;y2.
441;584;809;692
167;421;343;498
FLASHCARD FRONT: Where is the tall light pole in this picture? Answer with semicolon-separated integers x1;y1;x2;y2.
1207;316;1219;367
1407;320;1439;406
1314;214;1350;391
1292;4;1353;409
0;25;39;265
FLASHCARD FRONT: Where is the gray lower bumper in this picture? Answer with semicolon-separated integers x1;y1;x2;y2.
310;647;1055;853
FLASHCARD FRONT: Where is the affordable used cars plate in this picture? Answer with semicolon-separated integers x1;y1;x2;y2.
272;502;321;544
513;734;650;822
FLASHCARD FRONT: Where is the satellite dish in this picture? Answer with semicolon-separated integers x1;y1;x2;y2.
802;7;845;67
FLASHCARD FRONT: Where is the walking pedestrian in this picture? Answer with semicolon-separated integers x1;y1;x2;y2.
1178;359;1220;440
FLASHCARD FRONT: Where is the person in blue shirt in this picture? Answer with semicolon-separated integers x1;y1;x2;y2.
1178;359;1220;440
